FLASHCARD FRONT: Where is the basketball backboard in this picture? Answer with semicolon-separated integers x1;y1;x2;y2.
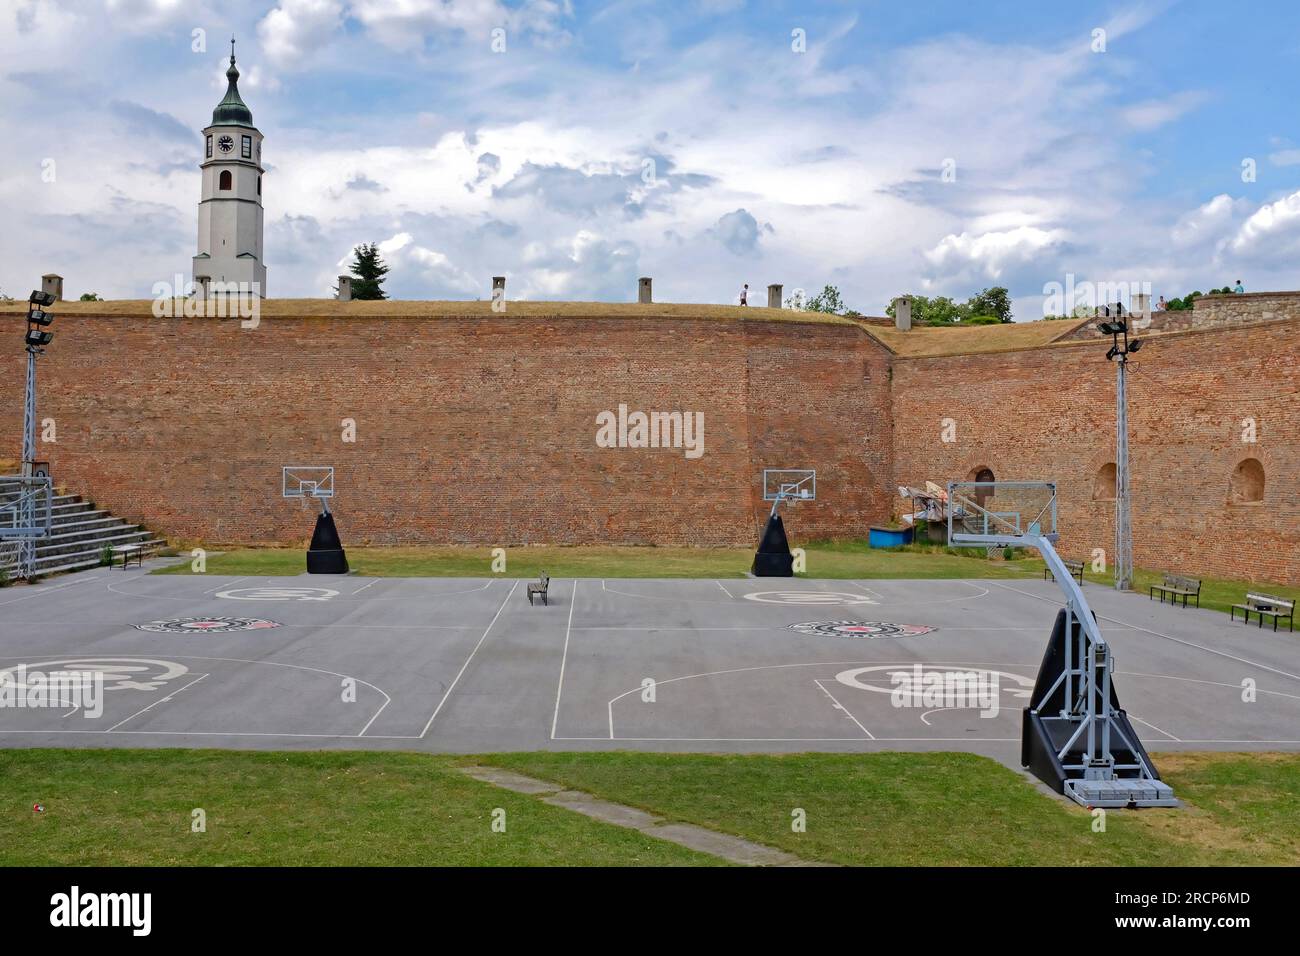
947;480;1057;546
762;469;816;502
0;475;53;539
282;466;335;500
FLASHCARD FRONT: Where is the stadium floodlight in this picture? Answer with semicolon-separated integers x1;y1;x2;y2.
25;329;54;347
28;290;56;307
27;309;53;326
1099;302;1143;593
18;288;56;578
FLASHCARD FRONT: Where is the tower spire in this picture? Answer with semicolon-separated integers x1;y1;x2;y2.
230;35;236;65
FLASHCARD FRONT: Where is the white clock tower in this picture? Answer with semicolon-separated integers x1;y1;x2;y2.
193;39;267;297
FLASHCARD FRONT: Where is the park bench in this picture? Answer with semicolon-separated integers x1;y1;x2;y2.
1044;559;1085;585
1149;573;1201;608
1230;592;1295;632
527;571;550;606
111;543;145;569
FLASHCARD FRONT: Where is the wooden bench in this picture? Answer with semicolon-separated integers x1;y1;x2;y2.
111;544;145;570
527;571;550;606
1044;559;1085;585
1149;573;1201;608
1230;592;1295;632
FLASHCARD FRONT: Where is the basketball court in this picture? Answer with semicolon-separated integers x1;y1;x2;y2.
0;565;1295;764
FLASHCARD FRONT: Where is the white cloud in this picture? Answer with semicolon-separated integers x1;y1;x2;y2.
923;227;1065;282
1226;189;1300;258
258;0;345;69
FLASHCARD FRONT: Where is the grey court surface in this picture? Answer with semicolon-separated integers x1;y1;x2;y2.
0;566;1296;765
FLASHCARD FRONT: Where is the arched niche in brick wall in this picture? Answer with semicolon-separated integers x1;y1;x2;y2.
966;465;995;506
1230;458;1265;504
1092;462;1117;501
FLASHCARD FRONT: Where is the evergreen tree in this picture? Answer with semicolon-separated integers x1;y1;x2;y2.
348;243;389;300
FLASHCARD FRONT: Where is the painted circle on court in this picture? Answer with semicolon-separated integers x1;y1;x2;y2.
834;664;1034;698
215;587;338;602
0;658;189;691
743;591;876;606
789;620;937;639
133;617;282;634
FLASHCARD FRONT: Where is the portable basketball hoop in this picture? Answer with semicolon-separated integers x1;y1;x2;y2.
948;481;1176;808
752;469;815;577
282;466;347;574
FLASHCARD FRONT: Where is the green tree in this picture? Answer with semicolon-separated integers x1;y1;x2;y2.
79;292;102;302
347;243;390;300
804;284;847;314
968;286;1012;322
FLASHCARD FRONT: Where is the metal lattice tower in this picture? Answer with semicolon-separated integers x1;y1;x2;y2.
1114;352;1133;591
19;345;38;579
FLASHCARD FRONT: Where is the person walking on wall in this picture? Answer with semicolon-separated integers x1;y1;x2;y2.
739;283;749;306
1234;279;1245;293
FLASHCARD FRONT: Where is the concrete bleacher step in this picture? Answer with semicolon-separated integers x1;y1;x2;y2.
2;483;168;580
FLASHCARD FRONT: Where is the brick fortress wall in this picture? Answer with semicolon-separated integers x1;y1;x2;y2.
891;320;1300;586
1;306;1294;585
0;312;892;548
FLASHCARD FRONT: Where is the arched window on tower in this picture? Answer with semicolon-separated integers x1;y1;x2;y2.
219;170;233;191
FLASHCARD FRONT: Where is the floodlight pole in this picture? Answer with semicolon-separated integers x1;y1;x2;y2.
18;344;38;579
1114;351;1133;591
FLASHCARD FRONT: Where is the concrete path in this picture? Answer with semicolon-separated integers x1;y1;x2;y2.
460;765;827;866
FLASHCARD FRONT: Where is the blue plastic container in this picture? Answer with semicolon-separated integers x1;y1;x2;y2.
869;526;914;548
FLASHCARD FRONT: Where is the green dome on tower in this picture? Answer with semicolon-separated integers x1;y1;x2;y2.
212;38;253;127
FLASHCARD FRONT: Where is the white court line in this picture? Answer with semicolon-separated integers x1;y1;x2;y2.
987;581;1300;684
106;673;210;732
420;580;518;738
352;580;378;594
715;580;734;598
814;679;874;739
555;736;1020;743
602;659;1038;741
550;579;578;740
104;578;495;604
0;575;103;607
203;576;248;594
853;579;990;606
1129;714;1182;742
0;652;393;738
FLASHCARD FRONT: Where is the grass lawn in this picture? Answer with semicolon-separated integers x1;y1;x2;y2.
152;540;1045;580
2;749;1295;866
0;750;716;866
487;751;1300;867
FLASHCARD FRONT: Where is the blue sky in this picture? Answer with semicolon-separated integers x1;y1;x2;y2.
2;0;1299;318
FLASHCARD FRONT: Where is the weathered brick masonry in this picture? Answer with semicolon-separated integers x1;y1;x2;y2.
1;305;1294;585
0;311;890;549
890;319;1300;586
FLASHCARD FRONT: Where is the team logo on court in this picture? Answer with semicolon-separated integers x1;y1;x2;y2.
789;621;936;639
133;617;282;634
743;591;876;606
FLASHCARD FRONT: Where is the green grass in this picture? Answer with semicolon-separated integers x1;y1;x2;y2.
487;751;1300;866
0;750;716;866
152;540;1045;580
3;749;1295;866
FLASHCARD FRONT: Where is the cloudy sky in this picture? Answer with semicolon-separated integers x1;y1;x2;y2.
2;0;1299;317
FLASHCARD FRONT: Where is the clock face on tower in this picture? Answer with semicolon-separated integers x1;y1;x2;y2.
217;135;235;154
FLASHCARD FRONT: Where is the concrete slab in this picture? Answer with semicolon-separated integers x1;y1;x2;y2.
0;570;1295;766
